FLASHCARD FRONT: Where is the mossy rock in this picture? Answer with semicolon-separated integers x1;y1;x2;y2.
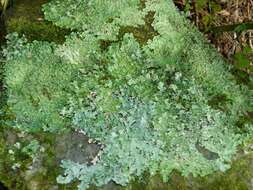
6;17;69;43
1;127;253;190
1;0;253;189
5;0;70;43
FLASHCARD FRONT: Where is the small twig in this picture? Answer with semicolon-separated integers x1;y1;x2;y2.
235;0;239;22
209;22;253;34
247;0;253;50
191;0;199;27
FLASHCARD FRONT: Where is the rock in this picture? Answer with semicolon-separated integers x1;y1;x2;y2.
55;131;101;165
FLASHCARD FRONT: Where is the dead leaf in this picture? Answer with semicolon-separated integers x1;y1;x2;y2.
217;10;230;16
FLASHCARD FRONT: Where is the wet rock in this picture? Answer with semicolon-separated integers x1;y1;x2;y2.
55;131;100;165
5;130;17;145
195;141;219;160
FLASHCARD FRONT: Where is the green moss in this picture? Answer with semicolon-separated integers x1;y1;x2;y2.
1;127;253;190
124;154;253;190
207;94;231;111
231;68;253;89
100;10;158;50
236;112;253;131
0;129;77;190
118;11;159;45
194;154;253;190
0;128;27;189
5;0;70;43
6;17;70;43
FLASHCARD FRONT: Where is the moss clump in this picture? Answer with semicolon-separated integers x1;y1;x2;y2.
6;17;70;43
193;153;253;190
5;0;70;43
125;153;253;190
0;128;78;190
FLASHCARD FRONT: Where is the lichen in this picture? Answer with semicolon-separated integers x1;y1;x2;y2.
1;0;253;189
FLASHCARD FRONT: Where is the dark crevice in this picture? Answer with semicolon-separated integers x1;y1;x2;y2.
139;0;146;10
236;112;253;132
0;181;8;190
0;14;7;109
0;12;6;44
208;94;230;111
195;141;219;160
231;68;252;88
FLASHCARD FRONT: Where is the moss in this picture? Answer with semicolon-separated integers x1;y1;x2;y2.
5;0;70;43
207;94;231;111
6;17;69;43
236;112;253;130
1;127;253;190
118;11;159;45
0;128;28;189
0;129;78;190
231;68;252;89
120;154;253;190
194;154;253;190
100;10;158;50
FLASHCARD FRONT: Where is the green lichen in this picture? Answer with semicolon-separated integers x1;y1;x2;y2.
1;0;253;190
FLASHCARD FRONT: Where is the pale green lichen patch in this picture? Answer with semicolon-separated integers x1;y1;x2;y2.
1;0;253;190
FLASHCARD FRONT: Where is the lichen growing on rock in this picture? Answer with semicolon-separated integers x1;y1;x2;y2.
1;0;253;190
